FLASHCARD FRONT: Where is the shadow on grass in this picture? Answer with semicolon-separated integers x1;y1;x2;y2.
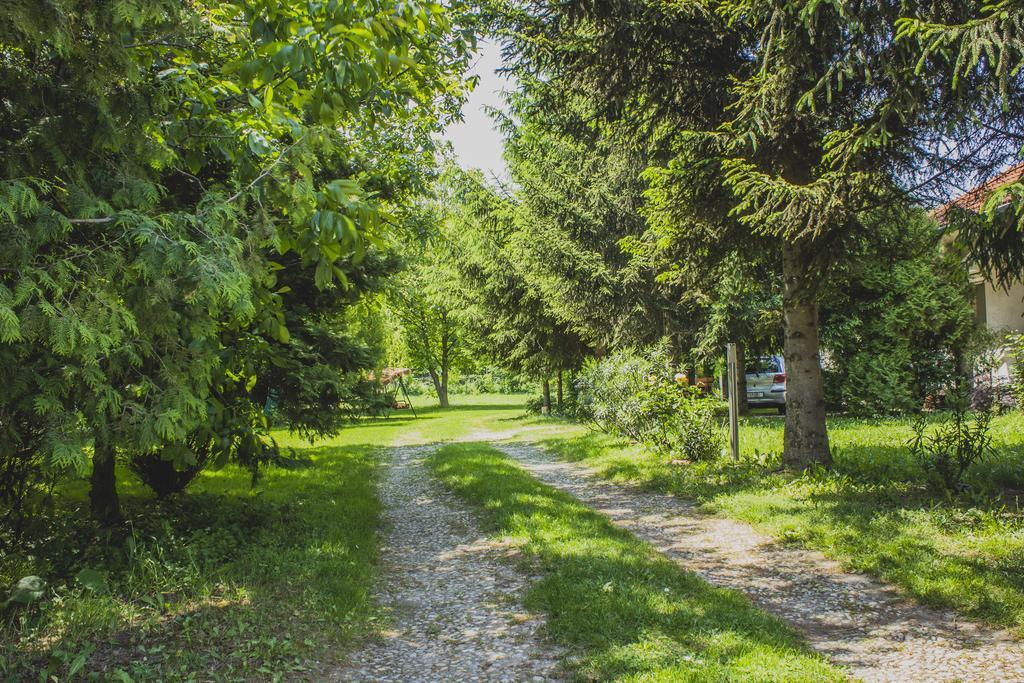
340;416;425;430
427;443;844;682
2;443;382;680
531;429;1024;632
778;484;1024;626
496;413;575;425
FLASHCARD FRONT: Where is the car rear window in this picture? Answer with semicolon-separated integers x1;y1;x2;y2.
745;357;782;374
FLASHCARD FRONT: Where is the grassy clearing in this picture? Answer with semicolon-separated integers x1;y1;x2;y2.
1;434;381;681
332;392;578;446
0;393;542;680
12;391;1017;678
427;442;846;682
538;411;1024;634
344;390;584;444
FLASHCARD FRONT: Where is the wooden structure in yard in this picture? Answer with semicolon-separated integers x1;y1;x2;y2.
375;368;417;417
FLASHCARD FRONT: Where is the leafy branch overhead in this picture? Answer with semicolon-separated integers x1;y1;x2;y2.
0;0;473;521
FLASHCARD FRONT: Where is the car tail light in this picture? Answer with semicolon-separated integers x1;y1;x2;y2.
773;373;786;384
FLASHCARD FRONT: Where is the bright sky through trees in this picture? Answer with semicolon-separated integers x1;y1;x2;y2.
442;40;513;180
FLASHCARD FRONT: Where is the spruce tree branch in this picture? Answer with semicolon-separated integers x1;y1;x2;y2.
68;217;117;225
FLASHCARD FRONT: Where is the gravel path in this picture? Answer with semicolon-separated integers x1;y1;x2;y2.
497;442;1024;683
334;445;565;683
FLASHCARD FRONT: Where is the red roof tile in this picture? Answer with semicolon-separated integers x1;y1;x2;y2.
932;162;1024;223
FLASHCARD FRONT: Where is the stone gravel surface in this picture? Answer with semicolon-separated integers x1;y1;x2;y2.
497;442;1024;683
333;445;565;683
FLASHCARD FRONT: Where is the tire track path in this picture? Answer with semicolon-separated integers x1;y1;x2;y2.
335;445;564;683
497;442;1024;683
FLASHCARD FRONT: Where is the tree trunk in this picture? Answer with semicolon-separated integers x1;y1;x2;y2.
432;315;451;409
429;369;449;408
90;430;121;525
556;371;563;409
736;342;749;416
541;378;551;415
440;364;449;408
781;240;831;469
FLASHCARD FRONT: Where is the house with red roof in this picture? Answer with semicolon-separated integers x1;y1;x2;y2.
934;163;1024;378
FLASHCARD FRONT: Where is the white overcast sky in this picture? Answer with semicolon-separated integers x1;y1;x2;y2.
441;40;514;180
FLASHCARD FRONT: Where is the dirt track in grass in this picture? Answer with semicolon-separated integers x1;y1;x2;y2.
495;441;1024;683
332;444;565;683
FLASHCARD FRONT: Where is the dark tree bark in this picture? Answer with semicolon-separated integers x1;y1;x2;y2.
781;240;831;468
541;378;551;415
90;430;121;525
556;371;563;409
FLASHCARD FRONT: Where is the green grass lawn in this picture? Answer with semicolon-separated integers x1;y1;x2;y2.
427;442;845;682
345;392;577;445
1;433;382;680
7;392;1022;678
536;411;1024;635
0;393;542;680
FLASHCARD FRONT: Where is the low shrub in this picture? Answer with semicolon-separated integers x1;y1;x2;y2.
451;367;528;394
819;211;981;415
576;345;723;462
910;390;994;493
405;367;528;397
0;445;59;547
402;375;434;396
1007;333;1024;408
970;376;1015;413
525;393;584;419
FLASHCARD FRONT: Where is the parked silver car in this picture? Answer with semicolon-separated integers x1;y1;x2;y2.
746;355;786;413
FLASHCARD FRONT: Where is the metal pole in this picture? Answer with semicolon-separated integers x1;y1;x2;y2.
398;377;417;418
726;343;740;461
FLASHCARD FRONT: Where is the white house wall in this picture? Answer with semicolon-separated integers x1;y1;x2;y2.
973;278;1024;380
982;279;1024;332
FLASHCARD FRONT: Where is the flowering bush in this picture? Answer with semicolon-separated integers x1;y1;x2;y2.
576;345;723;461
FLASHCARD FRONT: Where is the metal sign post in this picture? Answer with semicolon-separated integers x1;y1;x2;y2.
726;343;740;461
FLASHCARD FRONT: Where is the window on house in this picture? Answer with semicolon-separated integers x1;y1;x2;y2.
973;282;988;325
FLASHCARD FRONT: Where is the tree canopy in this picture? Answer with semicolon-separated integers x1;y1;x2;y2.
489;0;1024;466
4;0;1022;534
1;0;473;524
